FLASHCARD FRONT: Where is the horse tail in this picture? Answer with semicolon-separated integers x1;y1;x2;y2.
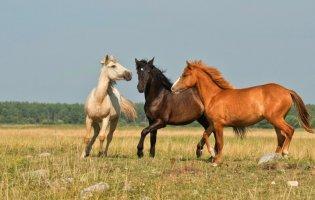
120;96;137;121
290;90;313;133
233;127;247;138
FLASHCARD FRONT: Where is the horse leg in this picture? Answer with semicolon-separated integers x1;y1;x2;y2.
274;127;286;154
272;119;294;156
147;118;158;158
83;122;100;158
103;118;118;157
98;116;110;157
212;124;224;166
149;130;157;157
81;117;93;158
203;128;216;157
83;117;93;144
137;119;165;158
196;115;210;158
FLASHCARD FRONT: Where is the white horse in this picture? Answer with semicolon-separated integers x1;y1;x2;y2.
82;55;137;158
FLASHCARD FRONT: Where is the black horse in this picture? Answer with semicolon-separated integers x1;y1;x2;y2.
135;58;212;158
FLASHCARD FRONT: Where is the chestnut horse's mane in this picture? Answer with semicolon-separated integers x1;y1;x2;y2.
189;60;234;90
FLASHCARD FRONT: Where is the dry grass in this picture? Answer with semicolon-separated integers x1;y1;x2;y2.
0;125;314;199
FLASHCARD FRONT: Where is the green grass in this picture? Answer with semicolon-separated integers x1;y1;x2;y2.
0;126;314;199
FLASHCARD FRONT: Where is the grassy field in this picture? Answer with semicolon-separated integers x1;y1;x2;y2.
0;125;314;200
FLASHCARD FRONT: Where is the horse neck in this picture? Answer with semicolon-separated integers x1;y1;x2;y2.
144;76;168;102
95;70;110;103
195;72;222;105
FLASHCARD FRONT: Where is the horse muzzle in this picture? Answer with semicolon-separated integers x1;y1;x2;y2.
123;71;132;81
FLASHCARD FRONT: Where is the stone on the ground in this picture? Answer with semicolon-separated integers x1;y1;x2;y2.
258;153;282;165
287;181;299;187
39;152;51;157
80;182;109;199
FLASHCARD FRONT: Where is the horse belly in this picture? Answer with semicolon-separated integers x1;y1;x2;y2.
211;92;265;127
168;106;203;125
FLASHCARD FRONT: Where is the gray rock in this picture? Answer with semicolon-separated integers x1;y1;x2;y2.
80;182;109;199
258;153;282;165
287;181;299;187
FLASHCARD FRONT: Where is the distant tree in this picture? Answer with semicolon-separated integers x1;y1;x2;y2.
0;101;314;127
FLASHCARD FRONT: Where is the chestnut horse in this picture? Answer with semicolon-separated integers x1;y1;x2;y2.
171;60;313;165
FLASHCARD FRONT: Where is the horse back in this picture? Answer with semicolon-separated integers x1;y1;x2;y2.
208;83;292;126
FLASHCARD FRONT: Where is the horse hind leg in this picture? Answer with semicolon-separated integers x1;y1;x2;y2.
274;127;286;154
272;119;294;156
103;118;118;157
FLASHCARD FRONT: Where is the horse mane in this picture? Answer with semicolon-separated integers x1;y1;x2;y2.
189;60;234;90
140;59;173;90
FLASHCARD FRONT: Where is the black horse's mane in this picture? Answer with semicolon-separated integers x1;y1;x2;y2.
139;59;173;90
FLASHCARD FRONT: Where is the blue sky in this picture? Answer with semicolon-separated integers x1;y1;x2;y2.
0;0;314;103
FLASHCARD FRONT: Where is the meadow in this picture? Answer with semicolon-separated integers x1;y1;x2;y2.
0;125;314;199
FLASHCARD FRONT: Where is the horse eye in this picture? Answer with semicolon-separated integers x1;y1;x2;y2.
112;65;116;68
140;68;144;71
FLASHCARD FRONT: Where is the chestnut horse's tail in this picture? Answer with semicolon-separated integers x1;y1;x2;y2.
290;90;313;133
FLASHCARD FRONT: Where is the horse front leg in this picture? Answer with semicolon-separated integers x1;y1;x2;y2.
149;130;157;157
212;124;224;166
137;119;165;158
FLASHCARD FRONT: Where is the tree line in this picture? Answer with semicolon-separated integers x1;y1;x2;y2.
0;101;314;128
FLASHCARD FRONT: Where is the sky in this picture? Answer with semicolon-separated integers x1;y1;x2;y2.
0;0;314;103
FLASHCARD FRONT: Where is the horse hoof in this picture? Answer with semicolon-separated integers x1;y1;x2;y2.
137;151;144;158
196;149;202;158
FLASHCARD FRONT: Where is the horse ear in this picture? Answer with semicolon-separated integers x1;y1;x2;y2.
186;60;191;66
148;57;154;66
104;55;110;65
135;58;139;64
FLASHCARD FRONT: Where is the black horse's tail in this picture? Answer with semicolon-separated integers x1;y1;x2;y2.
233;127;247;138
